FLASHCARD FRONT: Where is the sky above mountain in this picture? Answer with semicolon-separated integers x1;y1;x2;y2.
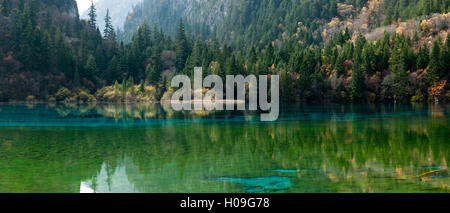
77;0;141;31
76;0;99;14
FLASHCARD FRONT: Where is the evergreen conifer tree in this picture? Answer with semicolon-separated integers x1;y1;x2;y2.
175;19;189;72
88;0;97;29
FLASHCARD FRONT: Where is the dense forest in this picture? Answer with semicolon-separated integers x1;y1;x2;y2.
0;0;449;103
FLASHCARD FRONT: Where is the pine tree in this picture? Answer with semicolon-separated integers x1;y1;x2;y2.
146;47;162;85
104;9;116;40
377;41;390;71
21;19;35;70
184;38;203;74
107;56;120;83
34;29;50;73
390;39;407;78
1;0;10;16
298;50;316;93
146;63;160;85
416;43;429;70
264;44;275;68
350;52;366;102
85;55;99;80
389;38;410;102
88;0;97;29
441;34;450;77
334;51;346;75
343;28;351;41
336;28;351;45
428;37;441;84
23;0;37;27
361;43;375;75
138;21;151;49
175;19;189;72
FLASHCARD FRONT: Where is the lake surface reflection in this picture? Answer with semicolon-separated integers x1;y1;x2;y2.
0;103;449;193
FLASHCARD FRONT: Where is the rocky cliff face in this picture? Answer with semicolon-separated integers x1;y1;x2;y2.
39;0;79;18
61;0;79;19
183;0;230;27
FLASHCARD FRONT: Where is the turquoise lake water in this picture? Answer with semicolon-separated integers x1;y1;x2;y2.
0;103;449;193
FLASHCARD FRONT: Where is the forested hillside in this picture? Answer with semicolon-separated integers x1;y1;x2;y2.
0;0;449;103
0;0;85;101
122;0;359;46
122;0;449;48
120;0;227;42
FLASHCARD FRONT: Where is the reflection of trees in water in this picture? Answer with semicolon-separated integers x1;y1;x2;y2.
14;102;450;123
51;103;249;120
0;105;449;192
81;156;140;193
87;118;450;192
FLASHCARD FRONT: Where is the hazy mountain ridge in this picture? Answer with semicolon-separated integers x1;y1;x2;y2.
120;0;372;47
121;0;230;42
121;0;449;48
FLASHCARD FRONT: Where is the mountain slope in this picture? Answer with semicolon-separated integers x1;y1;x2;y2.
1;0;449;103
121;0;449;49
121;0;371;47
0;0;108;101
121;0;229;42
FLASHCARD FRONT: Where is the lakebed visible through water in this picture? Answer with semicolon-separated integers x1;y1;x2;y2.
0;103;448;193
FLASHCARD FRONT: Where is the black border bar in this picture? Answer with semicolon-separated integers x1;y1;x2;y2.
0;193;448;211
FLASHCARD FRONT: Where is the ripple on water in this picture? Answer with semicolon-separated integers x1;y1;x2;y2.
217;176;292;193
265;169;300;173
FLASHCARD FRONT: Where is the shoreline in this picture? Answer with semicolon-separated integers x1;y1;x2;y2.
0;99;248;105
0;100;447;106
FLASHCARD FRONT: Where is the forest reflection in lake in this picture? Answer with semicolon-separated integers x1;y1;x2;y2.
0;103;448;192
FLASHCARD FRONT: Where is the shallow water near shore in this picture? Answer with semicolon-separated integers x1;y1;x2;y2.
0;103;449;193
